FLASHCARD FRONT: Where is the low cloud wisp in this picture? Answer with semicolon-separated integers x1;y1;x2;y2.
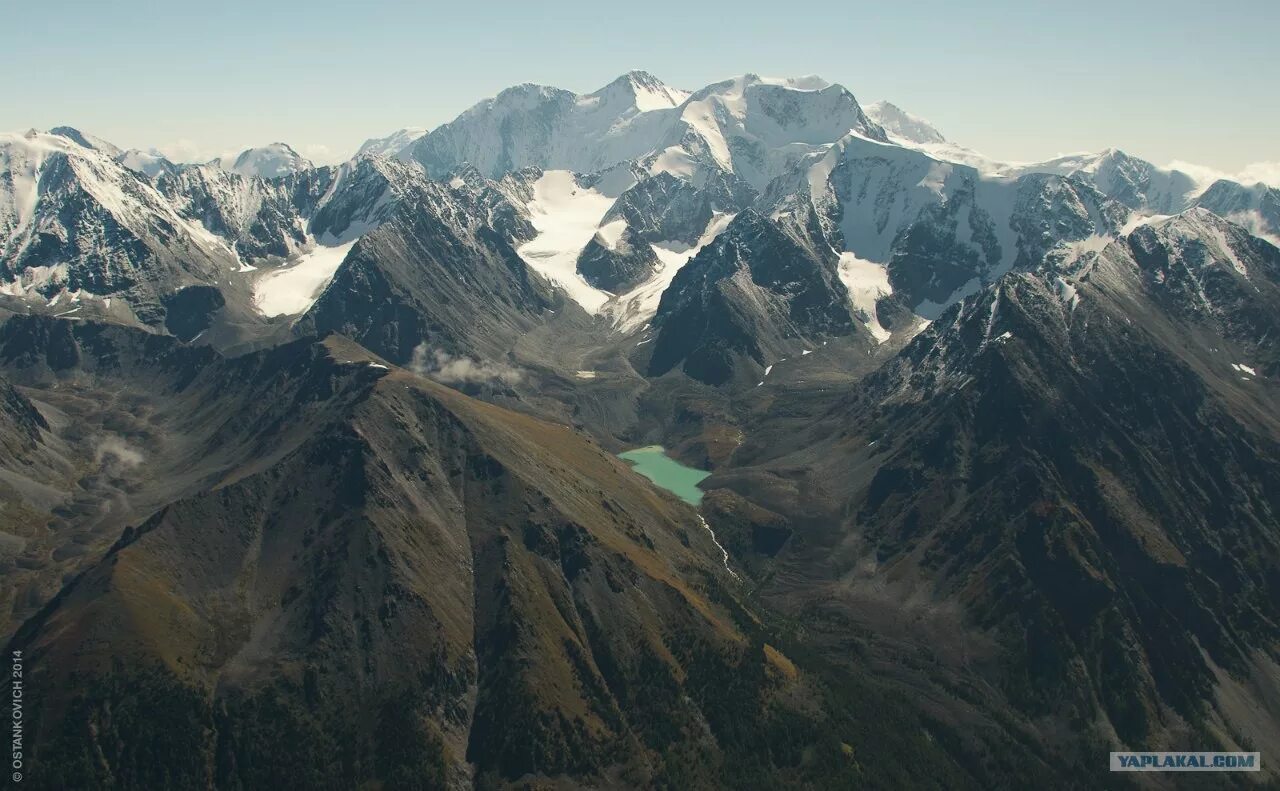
409;343;522;386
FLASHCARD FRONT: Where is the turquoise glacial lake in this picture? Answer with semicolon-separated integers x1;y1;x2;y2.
618;445;711;506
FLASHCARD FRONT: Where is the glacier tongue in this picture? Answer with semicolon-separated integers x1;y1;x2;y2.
252;241;358;317
837;252;893;343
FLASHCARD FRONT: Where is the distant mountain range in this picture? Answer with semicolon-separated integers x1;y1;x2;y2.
2;71;1277;789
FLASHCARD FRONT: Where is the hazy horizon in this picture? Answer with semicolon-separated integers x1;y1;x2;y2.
7;0;1278;181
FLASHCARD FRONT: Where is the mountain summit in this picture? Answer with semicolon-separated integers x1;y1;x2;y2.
864;100;947;145
215;141;312;178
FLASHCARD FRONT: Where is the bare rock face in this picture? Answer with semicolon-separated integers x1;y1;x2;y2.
576;225;659;292
603;171;716;245
647;210;863;385
296;177;556;365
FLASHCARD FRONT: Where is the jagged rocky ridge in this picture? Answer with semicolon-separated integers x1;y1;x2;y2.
3;74;1276;388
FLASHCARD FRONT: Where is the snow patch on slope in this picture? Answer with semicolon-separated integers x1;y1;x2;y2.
116;149;173;178
1;131;67;241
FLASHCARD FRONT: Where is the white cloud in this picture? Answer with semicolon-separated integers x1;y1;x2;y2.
1165;159;1280;188
409;343;522;386
299;143;342;165
94;435;144;468
151;139;210;163
1238;161;1280;187
1165;159;1229;185
152;139;244;165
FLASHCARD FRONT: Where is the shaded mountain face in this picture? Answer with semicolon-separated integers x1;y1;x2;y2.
775;133;1131;320
296;177;557;364
881;173;1126;311
576;225;659;292
1011;149;1201;215
633;134;1139;372
1192;179;1280;245
305;155;425;243
603;171;716;244
1122;209;1280;360
647;210;862;385
0;130;556;361
0;320;1023;791
0;315;347;638
442;163;540;242
155;163;334;259
712;215;1280;762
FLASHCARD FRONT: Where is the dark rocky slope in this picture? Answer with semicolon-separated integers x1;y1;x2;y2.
646;210;866;386
1;320;1044;790
707;217;1280;768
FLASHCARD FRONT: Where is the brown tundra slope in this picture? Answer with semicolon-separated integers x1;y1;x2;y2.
1;318;1028;790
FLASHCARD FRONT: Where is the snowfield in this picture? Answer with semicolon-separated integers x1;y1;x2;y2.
252;241;357;316
513;168;739;332
516;170;620;314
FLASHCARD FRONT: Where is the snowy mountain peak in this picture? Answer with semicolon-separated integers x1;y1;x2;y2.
493;82;574;106
739;73;832;91
1138;206;1247;246
355;127;429;160
665;74;886;188
115;148;176;178
587;70;689;112
216;142;311;179
864;101;947;145
403;71;890;198
48;126;124;158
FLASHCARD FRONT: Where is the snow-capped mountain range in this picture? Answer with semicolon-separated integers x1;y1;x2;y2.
1;70;1276;365
5;72;1280;785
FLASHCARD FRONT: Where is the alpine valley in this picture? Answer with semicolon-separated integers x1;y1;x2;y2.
2;71;1278;789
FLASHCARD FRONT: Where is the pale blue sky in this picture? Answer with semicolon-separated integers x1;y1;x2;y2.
7;0;1277;173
